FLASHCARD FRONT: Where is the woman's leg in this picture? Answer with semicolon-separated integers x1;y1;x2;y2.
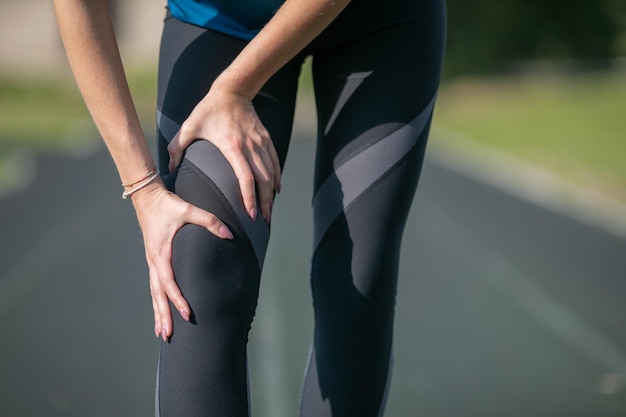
155;15;302;417
299;3;447;416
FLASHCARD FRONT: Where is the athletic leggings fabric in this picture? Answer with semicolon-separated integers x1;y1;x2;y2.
155;1;446;416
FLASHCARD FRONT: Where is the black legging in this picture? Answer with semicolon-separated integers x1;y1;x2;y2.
155;1;446;415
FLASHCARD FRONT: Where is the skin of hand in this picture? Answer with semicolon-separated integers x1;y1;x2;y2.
167;0;352;225
52;0;233;341
131;181;233;341
167;88;281;224
53;0;351;340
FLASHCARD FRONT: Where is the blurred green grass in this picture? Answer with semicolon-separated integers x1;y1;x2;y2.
0;69;157;195
433;70;626;201
0;77;88;149
0;68;157;151
1;67;624;200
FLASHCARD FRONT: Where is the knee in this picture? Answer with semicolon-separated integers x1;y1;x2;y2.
174;141;270;270
172;222;260;325
166;142;270;322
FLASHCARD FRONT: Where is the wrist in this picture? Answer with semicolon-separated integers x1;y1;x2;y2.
126;176;165;204
211;69;259;102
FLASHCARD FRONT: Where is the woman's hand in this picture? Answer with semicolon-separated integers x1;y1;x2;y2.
164;0;352;224
131;181;234;341
167;88;281;224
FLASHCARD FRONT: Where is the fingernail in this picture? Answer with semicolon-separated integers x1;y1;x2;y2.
155;324;160;338
219;225;234;240
168;159;175;173
161;327;168;342
249;207;257;221
179;308;190;321
264;210;271;224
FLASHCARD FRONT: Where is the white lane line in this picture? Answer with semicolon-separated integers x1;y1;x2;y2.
0;195;120;317
428;127;626;240
417;199;626;375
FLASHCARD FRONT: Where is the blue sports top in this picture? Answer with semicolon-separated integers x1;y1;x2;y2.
168;0;285;40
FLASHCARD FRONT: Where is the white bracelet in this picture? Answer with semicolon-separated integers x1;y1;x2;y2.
122;169;160;199
122;166;157;188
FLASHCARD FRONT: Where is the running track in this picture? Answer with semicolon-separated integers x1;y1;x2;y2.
1;132;625;417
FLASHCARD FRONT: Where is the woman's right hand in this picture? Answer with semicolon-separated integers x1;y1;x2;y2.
166;86;281;225
130;181;233;342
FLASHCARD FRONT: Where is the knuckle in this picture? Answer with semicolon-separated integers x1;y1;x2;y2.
158;270;174;284
204;214;220;229
180;121;195;136
180;202;193;216
251;134;264;146
162;284;178;297
258;175;271;186
169;294;184;306
167;144;179;158
258;127;270;140
225;137;244;153
146;245;158;256
153;244;168;258
239;173;255;184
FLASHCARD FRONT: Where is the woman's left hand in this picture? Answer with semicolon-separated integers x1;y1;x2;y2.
166;87;281;224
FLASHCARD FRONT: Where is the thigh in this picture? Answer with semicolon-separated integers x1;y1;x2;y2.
156;14;305;263
157;14;303;181
310;10;446;260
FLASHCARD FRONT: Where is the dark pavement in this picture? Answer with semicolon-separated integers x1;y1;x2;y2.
1;134;625;417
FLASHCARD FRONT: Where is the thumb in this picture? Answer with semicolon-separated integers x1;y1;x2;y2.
184;203;234;240
167;129;186;173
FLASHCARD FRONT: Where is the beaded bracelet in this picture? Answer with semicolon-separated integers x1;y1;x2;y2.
122;169;160;200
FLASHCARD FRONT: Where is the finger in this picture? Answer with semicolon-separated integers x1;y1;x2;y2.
253;124;280;194
155;285;172;342
223;152;258;221
151;296;161;338
148;265;161;338
248;150;274;224
149;265;172;342
155;255;191;323
167;131;183;173
182;203;234;239
167;123;195;172
267;141;282;194
149;254;175;341
154;238;187;339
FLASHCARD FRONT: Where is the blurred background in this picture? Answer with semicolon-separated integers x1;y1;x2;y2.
1;0;625;416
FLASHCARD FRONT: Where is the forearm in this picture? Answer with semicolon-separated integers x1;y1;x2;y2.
53;0;155;185
213;0;351;98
